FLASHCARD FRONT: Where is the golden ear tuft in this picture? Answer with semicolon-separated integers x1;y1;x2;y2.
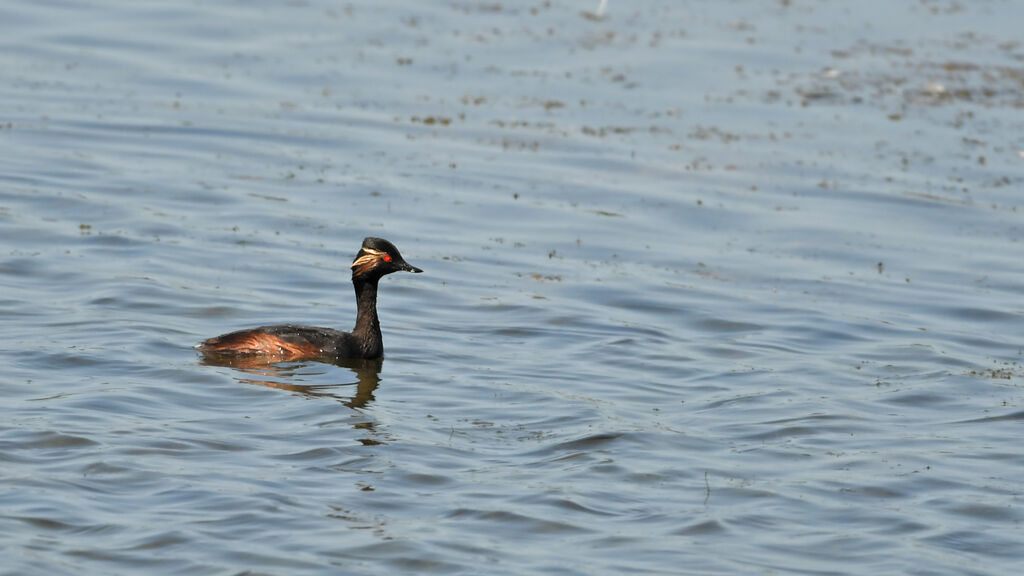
350;247;388;275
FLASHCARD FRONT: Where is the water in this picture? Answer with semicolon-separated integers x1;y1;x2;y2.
2;1;1023;574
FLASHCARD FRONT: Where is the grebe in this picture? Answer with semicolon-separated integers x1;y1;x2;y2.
198;237;421;362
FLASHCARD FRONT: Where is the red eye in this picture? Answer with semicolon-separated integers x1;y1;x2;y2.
382;254;392;262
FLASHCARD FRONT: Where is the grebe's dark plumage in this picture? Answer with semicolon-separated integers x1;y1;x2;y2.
198;237;421;362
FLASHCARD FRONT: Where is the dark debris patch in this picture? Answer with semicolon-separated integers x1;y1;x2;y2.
788;52;1024;109
411;116;453;126
967;362;1023;381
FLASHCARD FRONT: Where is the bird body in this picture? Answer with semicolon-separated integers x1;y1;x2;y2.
198;237;421;362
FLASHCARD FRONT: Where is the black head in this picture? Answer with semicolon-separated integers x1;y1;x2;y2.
350;237;423;278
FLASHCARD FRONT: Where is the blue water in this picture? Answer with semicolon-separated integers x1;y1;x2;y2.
2;1;1023;574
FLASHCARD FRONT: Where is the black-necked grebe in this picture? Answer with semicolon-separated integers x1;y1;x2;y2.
198;237;422;362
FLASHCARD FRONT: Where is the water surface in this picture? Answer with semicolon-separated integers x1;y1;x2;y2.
2;1;1023;574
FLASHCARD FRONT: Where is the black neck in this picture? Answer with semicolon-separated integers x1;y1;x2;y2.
351;275;382;355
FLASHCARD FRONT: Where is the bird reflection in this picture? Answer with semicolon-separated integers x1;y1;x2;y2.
200;354;383;409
